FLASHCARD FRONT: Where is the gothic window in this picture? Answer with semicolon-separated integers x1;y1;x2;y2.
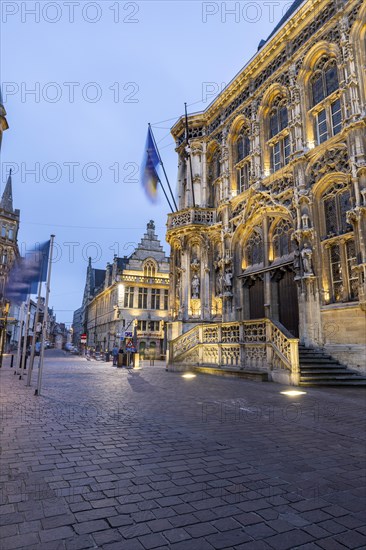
322;183;358;304
209;149;221;182
267;96;291;173
346;240;358;301
234;126;251;194
144;261;156;278
329;244;343;302
310;57;342;144
1;226;6;238
8;228;13;240
246;230;264;266
208;147;221;206
237;163;250;194
273;220;293;258
322;185;352;239
236;127;250;162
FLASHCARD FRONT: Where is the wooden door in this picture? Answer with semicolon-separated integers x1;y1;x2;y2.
278;269;299;337
249;278;265;319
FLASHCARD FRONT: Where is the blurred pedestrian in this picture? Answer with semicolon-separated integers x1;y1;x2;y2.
112;345;118;366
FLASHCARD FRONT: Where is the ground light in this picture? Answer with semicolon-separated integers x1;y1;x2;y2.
280;390;307;396
182;373;196;379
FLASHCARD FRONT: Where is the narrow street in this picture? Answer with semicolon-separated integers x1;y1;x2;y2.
0;351;365;549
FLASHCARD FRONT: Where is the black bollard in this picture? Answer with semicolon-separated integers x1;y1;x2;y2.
10;355;14;368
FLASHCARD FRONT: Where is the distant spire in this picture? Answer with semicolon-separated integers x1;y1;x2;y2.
0;169;13;212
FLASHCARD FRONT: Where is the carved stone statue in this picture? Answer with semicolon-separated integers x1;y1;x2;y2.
293;247;301;279
223;269;233;293
301;243;314;276
175;271;181;300
191;274;200;298
215;268;223;296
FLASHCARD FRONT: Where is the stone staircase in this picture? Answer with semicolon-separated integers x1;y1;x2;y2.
299;345;366;386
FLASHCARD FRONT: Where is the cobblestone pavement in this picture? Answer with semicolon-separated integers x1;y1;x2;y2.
1;350;366;550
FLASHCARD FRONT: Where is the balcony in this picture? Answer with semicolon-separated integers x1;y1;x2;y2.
167;208;217;231
118;275;169;285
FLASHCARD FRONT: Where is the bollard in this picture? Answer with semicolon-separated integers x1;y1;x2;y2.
10;355;14;368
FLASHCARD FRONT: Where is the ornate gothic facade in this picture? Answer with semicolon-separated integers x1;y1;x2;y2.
167;0;366;378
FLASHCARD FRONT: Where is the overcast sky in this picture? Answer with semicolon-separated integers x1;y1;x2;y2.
1;0;293;326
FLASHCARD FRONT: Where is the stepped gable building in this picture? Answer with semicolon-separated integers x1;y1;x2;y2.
166;0;366;383
79;221;170;355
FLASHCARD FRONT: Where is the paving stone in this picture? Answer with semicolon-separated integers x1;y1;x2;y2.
138;532;169;549
73;519;109;534
245;522;277;539
0;533;39;549
206;528;252;548
162;527;191;543
333;530;366;549
39;526;74;542
264;529;314;549
92;528;122;546
64;535;95;549
169;539;214;550
146;518;173;532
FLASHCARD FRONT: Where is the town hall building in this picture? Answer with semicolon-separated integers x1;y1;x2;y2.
166;0;366;384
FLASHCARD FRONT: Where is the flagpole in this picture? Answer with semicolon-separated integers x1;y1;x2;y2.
148;124;178;212
35;235;55;396
26;278;42;387
184;103;196;208
146;148;174;213
157;174;174;213
14;302;25;373
19;297;31;380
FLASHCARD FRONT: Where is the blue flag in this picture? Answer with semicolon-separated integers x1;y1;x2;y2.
142;127;160;203
5;240;50;304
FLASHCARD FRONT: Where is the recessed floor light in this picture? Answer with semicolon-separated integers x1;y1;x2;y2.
280;390;307;396
182;373;196;379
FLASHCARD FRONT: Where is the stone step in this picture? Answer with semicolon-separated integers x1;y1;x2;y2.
299;351;333;359
300;368;355;375
300;373;366;380
193;366;268;382
299;356;340;365
300;379;366;386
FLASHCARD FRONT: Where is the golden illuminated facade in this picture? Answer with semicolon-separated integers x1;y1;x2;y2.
167;0;366;381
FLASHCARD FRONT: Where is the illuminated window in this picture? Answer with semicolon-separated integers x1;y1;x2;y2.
273;220;294;258
138;288;148;309
321;183;358;304
268;96;291;173
151;288;160;309
311;57;342;144
124;287;134;308
144;261;156;278
164;289;169;310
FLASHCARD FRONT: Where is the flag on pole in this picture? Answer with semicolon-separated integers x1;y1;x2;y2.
142;127;160;203
5;240;50;304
